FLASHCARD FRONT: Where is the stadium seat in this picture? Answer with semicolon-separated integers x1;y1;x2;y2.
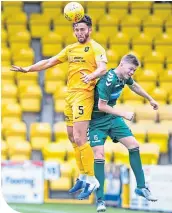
152;3;171;20
122;86;144;104
41;32;63;57
86;8;106;23
136;69;157;82
8;140;31;161
130;1;153;9
1;47;11;62
4;121;27;141
2;83;18;104
158;105;172;122
137;82;156;93
53;86;67;100
54;122;68;141
30;123;51;150
54;99;66;113
143;50;165;69
160;82;172;96
43;142;66;163
2;29;7;44
98;14;118;35
109;8;128;22
104;139;114;163
135;104;158;122
143;14;164;27
16;71;38;86
140;143;160;164
149;87;168;104
121;26;141;38
130;9;150;20
107;62;118;70
113;143;130;166
50;177;72;191
18;84;42;112
1;66;15;84
45;79;65;94
106;49;119;63
147;124;169;153
160;121;172;134
121;15;142;27
92;32;107;48
1;140;8;160
2;102;22;119
12;48;34;64
130;124;146;144
30;14;51;38
6;12;27;25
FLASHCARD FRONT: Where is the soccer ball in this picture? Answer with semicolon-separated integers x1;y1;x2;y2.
64;2;84;23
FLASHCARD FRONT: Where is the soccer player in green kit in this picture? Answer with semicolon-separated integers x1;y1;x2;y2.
88;54;158;212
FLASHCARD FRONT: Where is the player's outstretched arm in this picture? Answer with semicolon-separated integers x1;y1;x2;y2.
10;56;62;73
98;99;134;121
128;81;159;110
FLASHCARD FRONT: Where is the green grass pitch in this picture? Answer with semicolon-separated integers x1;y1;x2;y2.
9;203;158;213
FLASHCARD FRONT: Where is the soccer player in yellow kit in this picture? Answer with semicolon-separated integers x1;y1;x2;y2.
10;15;108;199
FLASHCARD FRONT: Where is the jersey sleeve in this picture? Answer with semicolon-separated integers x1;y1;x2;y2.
92;42;108;63
98;74;114;101
55;46;68;62
126;77;134;85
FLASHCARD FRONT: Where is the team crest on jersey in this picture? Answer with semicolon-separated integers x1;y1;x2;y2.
84;47;89;52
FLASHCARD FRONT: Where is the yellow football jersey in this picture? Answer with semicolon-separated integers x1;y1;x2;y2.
55;39;107;92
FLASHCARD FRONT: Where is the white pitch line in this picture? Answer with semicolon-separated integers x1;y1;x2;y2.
11;206;67;213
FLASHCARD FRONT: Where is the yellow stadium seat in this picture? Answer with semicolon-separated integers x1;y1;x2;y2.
121;15;142;26
121;26;141;38
92;32;107;47
42;31;63;44
43;142;66;163
106;49;119;63
42;43;62;57
152;3;171;20
130;9;150;20
149;87;168;104
135;104;158;122
7;25;27;35
1;140;8;160
53;86;67;100
107;62;118;70
4;121;27;141
122;86;144;104
1;47;11;62
160;121;172;134
45;79;65;95
110;31;130;44
2;29;7;43
155;46;172;58
136;69;157;82
113;143;129;166
1;66;15;82
98;14;118;35
109;8;128;21
143;14;164;26
147;124;169;153
160;82;172;95
54;122;68;141
3;1;23;7
9;31;31;49
54;99;66;113
86;8;106;23
6;13;27;25
16;71;38;84
158;105;172;122
12;48;34;64
159;69;172;82
86;1;107;7
140;143;159;164
137;82;156;93
9;140;31;161
64;33;77;45
3;8;23;20
30;14;51;38
30;123;51;150
42;8;61;20
54;24;73;39
130;2;153;9
2;102;22;120
1;83;18;103
19;84;42;112
50;177;72;191
104;139;114;163
42;1;63;8
130;124;146;144
143;50;165;69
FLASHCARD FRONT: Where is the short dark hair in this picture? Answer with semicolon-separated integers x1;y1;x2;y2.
121;54;140;67
73;15;92;27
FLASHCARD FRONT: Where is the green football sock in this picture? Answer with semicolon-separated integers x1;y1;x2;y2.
94;159;105;201
129;147;145;188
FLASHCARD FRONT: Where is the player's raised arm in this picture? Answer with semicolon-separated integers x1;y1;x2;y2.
98;99;134;121
128;81;159;110
10;56;62;73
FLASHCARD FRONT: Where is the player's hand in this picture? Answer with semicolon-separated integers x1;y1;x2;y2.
10;65;30;73
123;112;135;121
149;99;159;110
80;71;94;84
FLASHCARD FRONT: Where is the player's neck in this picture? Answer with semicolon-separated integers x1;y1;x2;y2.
114;67;124;80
